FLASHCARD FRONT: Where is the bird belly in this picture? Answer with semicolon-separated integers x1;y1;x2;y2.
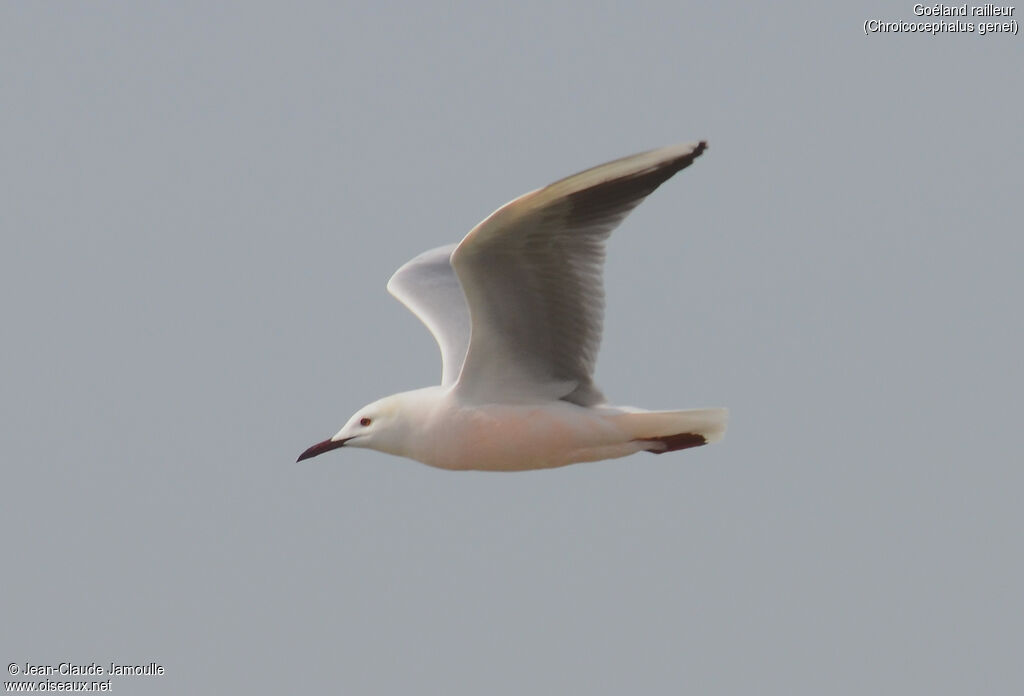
414;403;643;471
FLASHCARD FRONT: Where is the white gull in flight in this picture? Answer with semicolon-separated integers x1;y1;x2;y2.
298;142;727;471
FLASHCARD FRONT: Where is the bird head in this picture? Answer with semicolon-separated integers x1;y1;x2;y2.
296;393;410;462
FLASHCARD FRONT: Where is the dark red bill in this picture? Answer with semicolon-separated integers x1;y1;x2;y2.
296;437;350;462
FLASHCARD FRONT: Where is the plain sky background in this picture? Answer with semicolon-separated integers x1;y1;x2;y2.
2;2;1021;694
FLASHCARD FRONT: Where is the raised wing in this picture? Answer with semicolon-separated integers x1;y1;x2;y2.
386;244;470;386
451;142;707;405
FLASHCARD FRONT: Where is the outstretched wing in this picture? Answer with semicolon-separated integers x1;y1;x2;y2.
451;142;707;405
386;244;470;386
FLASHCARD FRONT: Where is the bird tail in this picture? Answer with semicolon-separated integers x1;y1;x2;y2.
608;407;728;453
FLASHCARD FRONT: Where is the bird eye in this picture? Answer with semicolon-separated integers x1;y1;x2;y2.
359;417;372;427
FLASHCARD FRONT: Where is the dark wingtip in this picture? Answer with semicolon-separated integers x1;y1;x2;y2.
296;437;347;462
672;140;707;169
642;432;707;455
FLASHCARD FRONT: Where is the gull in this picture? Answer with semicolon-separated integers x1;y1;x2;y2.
298;142;727;471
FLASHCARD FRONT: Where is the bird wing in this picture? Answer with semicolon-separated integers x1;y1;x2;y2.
450;141;707;405
386;243;470;387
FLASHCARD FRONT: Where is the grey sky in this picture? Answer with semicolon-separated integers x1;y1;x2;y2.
2;2;1021;694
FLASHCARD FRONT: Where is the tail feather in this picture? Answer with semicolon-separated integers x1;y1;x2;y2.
608;407;728;454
